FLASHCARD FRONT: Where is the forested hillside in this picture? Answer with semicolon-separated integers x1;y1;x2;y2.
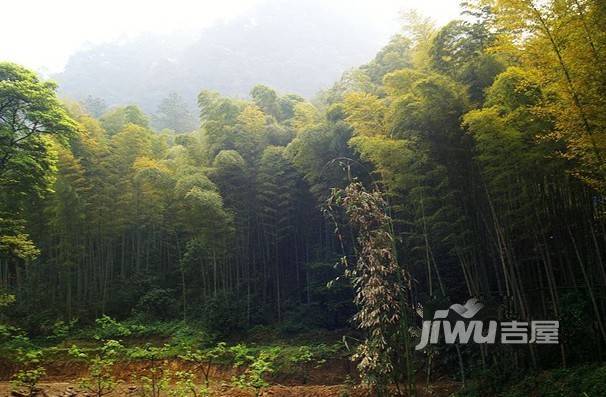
1;1;606;396
54;0;388;114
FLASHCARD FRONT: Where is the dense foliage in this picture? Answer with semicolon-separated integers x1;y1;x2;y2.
1;0;606;394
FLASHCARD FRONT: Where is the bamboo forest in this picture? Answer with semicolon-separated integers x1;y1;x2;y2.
1;0;606;396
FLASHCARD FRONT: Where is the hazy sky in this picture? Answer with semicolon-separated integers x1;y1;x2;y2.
1;0;461;73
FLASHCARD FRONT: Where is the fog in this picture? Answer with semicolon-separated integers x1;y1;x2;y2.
1;0;461;111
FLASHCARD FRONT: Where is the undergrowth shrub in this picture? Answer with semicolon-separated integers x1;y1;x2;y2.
69;339;124;397
10;347;46;397
232;347;281;396
456;365;606;397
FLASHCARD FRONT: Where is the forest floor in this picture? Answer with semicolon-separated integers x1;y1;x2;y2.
0;380;461;397
0;323;463;396
0;358;461;397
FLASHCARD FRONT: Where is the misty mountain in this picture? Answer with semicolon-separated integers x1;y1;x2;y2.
55;0;391;113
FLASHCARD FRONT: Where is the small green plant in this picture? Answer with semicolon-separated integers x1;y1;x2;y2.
166;324;213;355
167;370;209;397
128;344;169;397
232;347;280;397
10;348;46;397
179;342;227;386
94;315;132;340
69;339;124;397
47;318;78;341
229;343;255;368
134;373;168;397
290;346;313;384
0;327;29;358
11;367;46;397
0;292;15;307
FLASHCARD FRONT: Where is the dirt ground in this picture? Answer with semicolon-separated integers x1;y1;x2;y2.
0;380;461;397
0;381;364;397
0;358;460;396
